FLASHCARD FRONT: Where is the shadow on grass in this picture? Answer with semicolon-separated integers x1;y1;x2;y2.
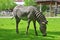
47;31;60;36
0;28;59;40
47;31;60;38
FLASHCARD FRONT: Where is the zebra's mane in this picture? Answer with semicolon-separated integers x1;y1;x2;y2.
34;9;46;21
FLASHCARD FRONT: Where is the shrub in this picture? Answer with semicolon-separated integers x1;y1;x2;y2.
24;0;37;6
0;0;16;11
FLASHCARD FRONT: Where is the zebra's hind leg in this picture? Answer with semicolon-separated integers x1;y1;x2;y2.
15;16;21;34
26;19;31;35
33;20;38;36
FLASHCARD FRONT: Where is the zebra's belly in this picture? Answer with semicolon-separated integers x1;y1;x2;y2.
20;16;28;20
18;13;33;20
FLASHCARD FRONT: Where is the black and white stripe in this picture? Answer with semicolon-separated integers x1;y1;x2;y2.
35;10;45;20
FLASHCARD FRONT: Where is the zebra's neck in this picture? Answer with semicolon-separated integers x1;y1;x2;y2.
35;10;43;19
35;9;47;22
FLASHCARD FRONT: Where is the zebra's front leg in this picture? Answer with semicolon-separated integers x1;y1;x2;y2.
26;19;31;35
33;20;38;36
16;17;20;34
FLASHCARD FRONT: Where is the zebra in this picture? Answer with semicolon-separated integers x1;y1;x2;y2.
12;5;48;36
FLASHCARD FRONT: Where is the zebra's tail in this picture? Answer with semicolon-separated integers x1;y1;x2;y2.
11;12;14;20
11;16;14;20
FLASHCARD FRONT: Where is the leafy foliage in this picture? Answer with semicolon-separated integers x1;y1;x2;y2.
0;0;16;11
24;0;48;12
24;0;37;6
41;5;48;12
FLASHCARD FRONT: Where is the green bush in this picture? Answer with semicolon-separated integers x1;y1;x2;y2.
0;0;16;11
41;5;48;12
24;0;37;6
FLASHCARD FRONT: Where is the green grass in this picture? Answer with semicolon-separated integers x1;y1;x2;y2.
0;18;60;40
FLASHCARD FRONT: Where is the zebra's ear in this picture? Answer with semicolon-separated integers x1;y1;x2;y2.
46;21;48;24
42;22;45;24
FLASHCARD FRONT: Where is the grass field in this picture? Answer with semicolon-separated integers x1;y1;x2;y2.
0;18;60;40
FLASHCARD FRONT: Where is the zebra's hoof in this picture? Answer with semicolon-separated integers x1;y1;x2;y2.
16;32;19;34
36;34;38;36
26;32;28;35
43;34;47;36
35;33;38;36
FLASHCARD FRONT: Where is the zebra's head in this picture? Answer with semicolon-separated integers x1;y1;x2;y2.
39;20;48;36
36;19;48;36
